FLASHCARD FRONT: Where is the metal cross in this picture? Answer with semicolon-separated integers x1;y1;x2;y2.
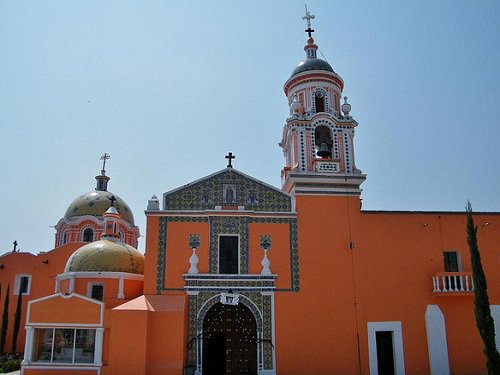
302;5;315;37
12;240;18;252
225;152;235;168
109;195;117;207
100;153;111;172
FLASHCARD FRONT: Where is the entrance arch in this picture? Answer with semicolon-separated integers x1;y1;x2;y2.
202;302;257;375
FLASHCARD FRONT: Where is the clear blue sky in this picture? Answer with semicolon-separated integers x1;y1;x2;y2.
1;1;499;253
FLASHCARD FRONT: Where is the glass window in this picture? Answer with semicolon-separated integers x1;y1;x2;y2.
219;236;239;274
75;329;96;363
90;284;104;301
32;328;96;364
14;274;31;295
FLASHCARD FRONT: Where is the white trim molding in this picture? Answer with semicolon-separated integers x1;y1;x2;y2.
425;305;450;374
367;321;405;375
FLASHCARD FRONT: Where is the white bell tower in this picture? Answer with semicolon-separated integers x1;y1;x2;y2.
280;8;365;197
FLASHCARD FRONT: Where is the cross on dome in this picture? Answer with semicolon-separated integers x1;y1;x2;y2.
109;195;117;207
100;153;111;174
302;5;315;37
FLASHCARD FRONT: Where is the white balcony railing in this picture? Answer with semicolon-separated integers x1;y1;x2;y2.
432;272;474;294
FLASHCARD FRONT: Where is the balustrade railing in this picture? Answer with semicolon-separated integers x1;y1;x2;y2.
432;272;474;293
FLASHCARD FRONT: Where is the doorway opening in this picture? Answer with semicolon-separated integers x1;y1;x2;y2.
202;302;257;375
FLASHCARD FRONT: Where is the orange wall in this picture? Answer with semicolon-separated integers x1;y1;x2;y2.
144;216;159;294
104;309;148;375
271;194;498;374
248;222;291;287
23;369;98;375
28;295;101;325
164;222;210;288
0;243;82;352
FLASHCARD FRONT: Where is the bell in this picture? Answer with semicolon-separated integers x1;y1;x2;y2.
317;142;331;158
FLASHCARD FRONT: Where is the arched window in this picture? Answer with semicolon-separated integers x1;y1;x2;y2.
315;125;333;158
314;91;326;113
82;228;94;242
60;230;68;246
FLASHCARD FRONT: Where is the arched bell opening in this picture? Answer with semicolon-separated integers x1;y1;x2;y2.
314;90;326;113
314;125;333;158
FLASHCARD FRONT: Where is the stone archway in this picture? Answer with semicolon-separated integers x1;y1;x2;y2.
202;302;257;375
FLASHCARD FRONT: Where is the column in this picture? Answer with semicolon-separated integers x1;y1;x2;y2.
55;277;61;293
94;328;104;365
69;276;75;293
425;305;450;375
118;276;125;299
22;326;33;364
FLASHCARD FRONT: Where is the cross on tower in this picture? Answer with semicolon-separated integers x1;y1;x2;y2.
302;5;315;37
109;195;117;207
100;153;111;173
225;152;235;168
12;240;18;252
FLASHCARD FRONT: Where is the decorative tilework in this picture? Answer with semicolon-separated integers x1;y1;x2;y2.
209;216;249;274
188;234;200;249
164;169;292;212
262;294;273;369
252;217;300;291
260;234;272;250
157;215;300;292
156;216;209;293
187;291;273;372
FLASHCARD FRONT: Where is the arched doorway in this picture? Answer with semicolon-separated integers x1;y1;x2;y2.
202;302;257;375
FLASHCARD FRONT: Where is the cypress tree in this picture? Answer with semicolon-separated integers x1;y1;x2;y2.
12;289;22;353
0;284;9;355
466;201;500;374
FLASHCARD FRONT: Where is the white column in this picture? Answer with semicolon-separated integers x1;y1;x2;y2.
425;305;450;375
94;328;104;365
55;277;61;293
22;326;33;364
69;276;75;293
117;276;125;299
491;305;500;351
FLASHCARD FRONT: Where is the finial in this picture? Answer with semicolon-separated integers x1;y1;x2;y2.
100;153;111;175
109;195;117;207
12;240;18;252
302;5;315;37
342;96;352;116
225;152;235;168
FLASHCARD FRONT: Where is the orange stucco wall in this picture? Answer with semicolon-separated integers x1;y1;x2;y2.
4;183;500;375
28;294;101;325
23;369;98;375
0;242;83;352
144;216;160;294
103;294;187;375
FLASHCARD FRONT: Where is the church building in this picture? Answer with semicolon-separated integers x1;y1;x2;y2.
1;9;499;375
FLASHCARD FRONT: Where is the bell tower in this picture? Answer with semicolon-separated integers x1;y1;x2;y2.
280;8;365;197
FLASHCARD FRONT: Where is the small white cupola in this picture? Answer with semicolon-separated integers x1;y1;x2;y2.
102;197;120;239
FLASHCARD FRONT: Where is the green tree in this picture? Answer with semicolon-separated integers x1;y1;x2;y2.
466;202;500;374
11;289;23;353
0;284;9;354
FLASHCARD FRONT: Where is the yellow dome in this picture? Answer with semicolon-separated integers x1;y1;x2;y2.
65;239;144;274
64;190;135;225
